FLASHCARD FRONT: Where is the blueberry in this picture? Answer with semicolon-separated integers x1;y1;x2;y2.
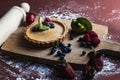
53;45;58;49
49;23;55;28
78;36;83;42
50;46;58;54
81;41;91;48
61;47;68;53
60;55;65;60
68;47;72;52
32;25;39;32
70;33;75;40
57;50;65;56
81;41;88;47
80;51;86;56
86;42;91;46
66;47;72;53
80;41;84;47
59;42;65;48
67;43;71;47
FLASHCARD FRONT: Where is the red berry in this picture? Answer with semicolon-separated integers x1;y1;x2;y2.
91;37;100;47
83;65;95;79
95;55;104;72
26;13;35;25
42;21;49;26
44;18;51;22
89;52;104;72
86;66;92;71
58;64;76;79
65;64;76;78
89;31;98;38
83;34;91;42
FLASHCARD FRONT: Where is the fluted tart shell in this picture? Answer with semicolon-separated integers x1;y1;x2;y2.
24;16;68;47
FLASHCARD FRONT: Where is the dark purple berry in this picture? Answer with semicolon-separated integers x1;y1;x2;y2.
26;12;35;25
59;42;65;48
57;50;65;56
83;34;91;42
70;33;75;40
58;63;76;79
86;42;91;46
49;23;55;28
88;31;98;38
67;43;71;47
81;41;86;47
50;46;58;54
83;66;95;80
82;41;91;48
78;36;83;42
61;47;68;53
80;51;86;56
53;45;58;49
66;47;72;53
91;37;100;47
43;21;49;26
60;55;65;60
44;18;51;22
32;25;39;32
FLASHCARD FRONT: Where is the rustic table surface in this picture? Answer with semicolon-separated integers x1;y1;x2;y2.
0;0;120;80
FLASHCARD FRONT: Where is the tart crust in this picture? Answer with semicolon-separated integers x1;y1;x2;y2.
24;16;68;47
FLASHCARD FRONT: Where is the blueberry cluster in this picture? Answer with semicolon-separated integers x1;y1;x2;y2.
59;43;72;53
43;18;55;28
78;36;91;48
50;45;58;54
50;42;72;60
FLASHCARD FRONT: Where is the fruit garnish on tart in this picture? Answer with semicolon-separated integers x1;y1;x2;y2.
31;17;55;32
38;17;50;31
24;16;68;47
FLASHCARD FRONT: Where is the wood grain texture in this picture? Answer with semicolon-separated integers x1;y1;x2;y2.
1;17;120;68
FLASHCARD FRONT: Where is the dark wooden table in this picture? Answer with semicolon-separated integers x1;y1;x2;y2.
0;0;120;80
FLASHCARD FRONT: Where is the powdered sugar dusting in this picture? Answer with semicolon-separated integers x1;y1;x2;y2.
38;0;120;42
38;1;105;21
0;54;54;80
95;57;120;79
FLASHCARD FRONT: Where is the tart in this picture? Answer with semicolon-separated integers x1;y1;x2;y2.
24;16;68;47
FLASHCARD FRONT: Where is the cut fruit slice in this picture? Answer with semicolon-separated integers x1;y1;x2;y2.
77;17;92;32
71;17;92;33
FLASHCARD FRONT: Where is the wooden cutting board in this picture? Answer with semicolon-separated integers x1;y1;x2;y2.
1;17;120;68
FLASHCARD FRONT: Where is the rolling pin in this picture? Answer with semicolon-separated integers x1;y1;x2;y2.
0;2;30;46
